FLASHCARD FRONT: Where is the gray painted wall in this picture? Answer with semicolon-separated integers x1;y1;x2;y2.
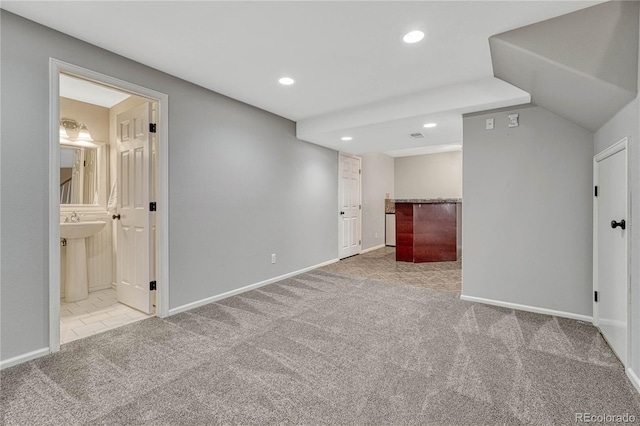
361;153;394;250
462;105;594;316
0;11;338;362
394;151;462;200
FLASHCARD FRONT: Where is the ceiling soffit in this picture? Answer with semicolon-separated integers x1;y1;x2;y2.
490;1;639;132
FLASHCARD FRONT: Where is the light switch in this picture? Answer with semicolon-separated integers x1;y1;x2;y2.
486;118;494;130
508;113;519;128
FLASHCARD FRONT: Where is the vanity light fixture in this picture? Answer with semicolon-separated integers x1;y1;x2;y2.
59;124;69;139
77;123;94;142
278;77;295;86
60;117;96;146
60;117;80;138
423;122;437;128
341;136;353;141
403;30;425;44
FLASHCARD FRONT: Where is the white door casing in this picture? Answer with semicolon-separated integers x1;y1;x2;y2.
49;59;169;357
116;102;153;314
594;137;629;365
338;154;361;259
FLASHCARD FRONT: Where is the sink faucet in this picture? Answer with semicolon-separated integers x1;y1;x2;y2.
64;212;80;223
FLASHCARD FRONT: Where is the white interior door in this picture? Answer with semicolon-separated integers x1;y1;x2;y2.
116;103;153;314
339;154;361;259
594;139;628;365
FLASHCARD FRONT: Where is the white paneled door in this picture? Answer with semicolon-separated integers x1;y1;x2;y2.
594;139;628;365
116;103;154;314
339;154;361;259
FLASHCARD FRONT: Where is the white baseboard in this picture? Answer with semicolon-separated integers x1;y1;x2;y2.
459;294;593;323
0;347;50;370
361;244;385;254
168;258;339;316
627;368;640;394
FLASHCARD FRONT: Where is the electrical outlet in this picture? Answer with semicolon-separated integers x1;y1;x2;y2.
375;232;378;238
271;253;276;264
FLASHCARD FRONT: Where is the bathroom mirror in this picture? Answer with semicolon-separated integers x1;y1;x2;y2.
60;143;108;208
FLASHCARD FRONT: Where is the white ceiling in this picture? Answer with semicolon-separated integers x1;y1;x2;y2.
60;74;130;108
297;77;531;155
3;1;602;156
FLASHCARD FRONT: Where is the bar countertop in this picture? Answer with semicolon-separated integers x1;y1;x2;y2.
386;198;461;214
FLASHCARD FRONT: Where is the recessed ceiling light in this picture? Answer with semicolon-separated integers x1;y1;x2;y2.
403;30;425;44
278;77;295;85
341;136;353;141
423;122;437;128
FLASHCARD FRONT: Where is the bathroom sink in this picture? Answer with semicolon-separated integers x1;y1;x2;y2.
60;220;107;303
60;221;106;239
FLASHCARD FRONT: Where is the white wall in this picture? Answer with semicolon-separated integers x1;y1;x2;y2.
462;105;594;317
0;11;338;363
394;151;462;199
361;153;394;250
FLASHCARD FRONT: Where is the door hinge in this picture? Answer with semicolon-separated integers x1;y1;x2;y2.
359;169;362;175
594;186;598;197
150;202;157;211
594;291;598;303
149;123;157;133
359;240;361;245
150;281;157;291
359;204;362;210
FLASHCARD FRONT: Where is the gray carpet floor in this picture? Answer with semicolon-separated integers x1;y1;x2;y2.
2;269;640;425
320;246;461;293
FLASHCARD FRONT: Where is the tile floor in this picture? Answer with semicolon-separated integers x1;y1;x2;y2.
60;288;154;344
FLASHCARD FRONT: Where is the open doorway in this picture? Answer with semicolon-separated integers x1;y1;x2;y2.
49;60;169;352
